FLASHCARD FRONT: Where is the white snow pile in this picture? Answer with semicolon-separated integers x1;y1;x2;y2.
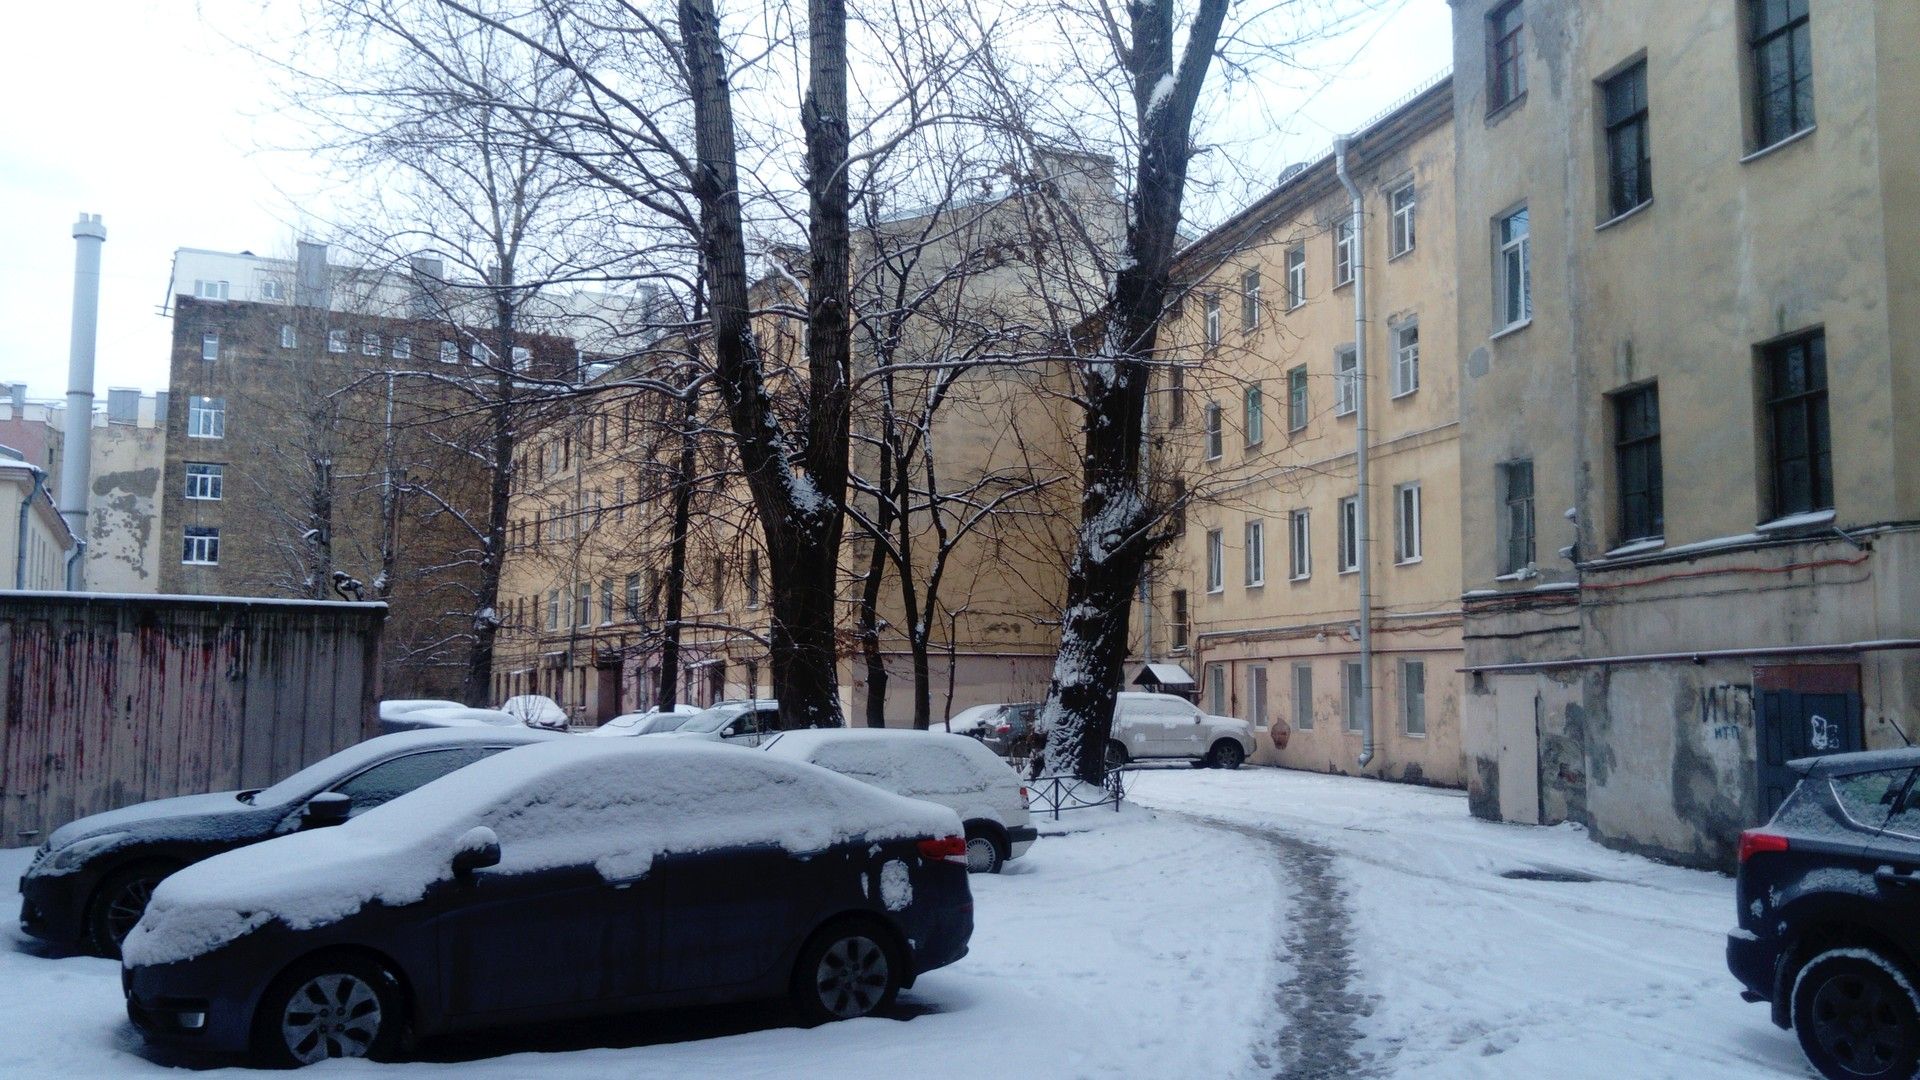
123;740;959;969
765;728;1017;798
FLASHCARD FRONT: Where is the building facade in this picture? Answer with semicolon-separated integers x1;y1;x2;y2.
1450;0;1920;865
0;454;77;590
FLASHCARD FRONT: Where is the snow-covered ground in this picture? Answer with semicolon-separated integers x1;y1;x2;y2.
1126;767;1815;1079
0;805;1281;1078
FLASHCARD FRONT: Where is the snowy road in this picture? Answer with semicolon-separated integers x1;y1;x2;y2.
1127;767;1816;1079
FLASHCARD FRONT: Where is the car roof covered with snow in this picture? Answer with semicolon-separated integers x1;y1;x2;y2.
401;706;523;728
762;728;1017;797
124;738;960;968
378;698;465;718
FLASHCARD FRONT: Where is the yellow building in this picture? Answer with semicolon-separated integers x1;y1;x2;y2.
1145;78;1465;786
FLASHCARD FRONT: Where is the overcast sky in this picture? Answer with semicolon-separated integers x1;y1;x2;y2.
0;0;1452;401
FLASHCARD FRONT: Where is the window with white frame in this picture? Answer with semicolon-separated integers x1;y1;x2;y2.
1206;528;1225;593
1287;366;1309;431
1338;495;1359;572
1203;402;1223;460
280;324;296;349
1293;663;1314;730
626;573;642;620
1245;519;1266;586
181;526;220;565
200;332;219;361
1395;481;1423;563
184;463;223;501
1402;659;1427;736
1497;206;1531;329
362;332;381;356
1285;247;1306;309
187;396;225;439
1203;293;1221;349
513;346;532;370
1247;665;1268;729
1333;217;1355;287
1171;588;1189;650
439;340;458;364
327;329;348;353
472;342;492;366
1334;347;1358;416
1289;508;1311;579
1240;269;1260;332
1244;383;1264;446
1499;459;1536;574
547;588;562;630
260;278;286;301
1343;660;1365;732
195;280;229;300
1207;664;1227;716
576;582;592;627
392;336;412;360
601;579;615;624
1389;182;1417;256
1392;323;1420;397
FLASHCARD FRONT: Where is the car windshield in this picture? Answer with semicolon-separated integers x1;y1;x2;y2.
678;704;749;734
646;713;692;733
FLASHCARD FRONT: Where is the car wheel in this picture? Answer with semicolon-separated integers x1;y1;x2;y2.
963;825;1006;874
1104;740;1129;770
792;920;901;1025
1791;947;1920;1080
252;954;404;1068
87;864;175;958
1208;740;1246;770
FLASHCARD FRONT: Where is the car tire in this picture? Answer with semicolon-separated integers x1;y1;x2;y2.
86;863;176;959
252;953;405;1068
1791;946;1920;1080
792;919;902;1025
1207;740;1246;770
963;824;1006;874
1104;740;1129;770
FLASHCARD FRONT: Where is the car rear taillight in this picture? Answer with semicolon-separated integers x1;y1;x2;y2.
1738;830;1790;863
995;723;1012;735
917;835;968;864
1019;786;1030;809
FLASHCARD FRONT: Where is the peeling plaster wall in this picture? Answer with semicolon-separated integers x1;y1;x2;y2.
85;425;165;592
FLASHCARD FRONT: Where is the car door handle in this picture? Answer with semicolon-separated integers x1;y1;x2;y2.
1874;868;1920;888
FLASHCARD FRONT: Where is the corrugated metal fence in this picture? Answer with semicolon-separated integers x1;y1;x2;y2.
0;593;385;845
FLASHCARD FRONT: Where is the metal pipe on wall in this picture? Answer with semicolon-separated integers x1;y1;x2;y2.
1333;138;1376;769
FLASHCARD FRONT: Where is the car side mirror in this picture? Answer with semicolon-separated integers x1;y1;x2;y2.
452;826;501;875
303;792;352;827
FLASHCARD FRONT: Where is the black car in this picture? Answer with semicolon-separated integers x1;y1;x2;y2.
19;727;558;957
122;739;973;1067
1729;746;1920;1080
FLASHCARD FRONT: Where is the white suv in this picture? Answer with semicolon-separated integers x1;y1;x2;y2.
762;728;1037;874
1105;691;1256;770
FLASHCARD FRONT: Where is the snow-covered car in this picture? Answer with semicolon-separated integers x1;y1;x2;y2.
376;699;466;734
121;739;973;1067
583;704;702;738
664;700;783;747
763;728;1038;873
385;707;522;732
498;694;571;731
936;702;1042;757
16;727;559;957
1104;691;1256;770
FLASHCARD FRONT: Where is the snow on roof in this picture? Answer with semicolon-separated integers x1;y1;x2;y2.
1136;663;1196;685
124;739;959;968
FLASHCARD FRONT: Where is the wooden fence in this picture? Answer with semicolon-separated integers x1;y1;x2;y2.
0;592;385;845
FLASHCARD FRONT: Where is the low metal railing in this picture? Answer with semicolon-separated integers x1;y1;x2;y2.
1024;768;1126;820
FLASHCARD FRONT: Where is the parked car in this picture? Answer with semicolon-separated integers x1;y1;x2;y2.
499;694;571;731
17;727;559;958
664;699;783;747
1729;747;1920;1080
763;728;1038;873
583;704;702;738
1103;691;1255;769
376;700;466;734
383;707;522;733
935;702;1042;758
122;739;973;1067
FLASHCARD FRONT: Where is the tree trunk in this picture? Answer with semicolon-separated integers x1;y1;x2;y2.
656;387;698;710
857;442;894;727
461;292;519;706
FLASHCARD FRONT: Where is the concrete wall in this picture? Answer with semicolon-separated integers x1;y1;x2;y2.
85;418;165;592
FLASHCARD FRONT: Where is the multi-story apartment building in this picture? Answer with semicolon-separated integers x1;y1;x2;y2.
0;451;77;589
1451;0;1920;865
1144;77;1465;786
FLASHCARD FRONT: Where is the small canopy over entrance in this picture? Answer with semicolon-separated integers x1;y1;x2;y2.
1132;662;1197;700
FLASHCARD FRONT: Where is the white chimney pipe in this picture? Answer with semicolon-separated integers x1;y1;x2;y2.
61;213;106;589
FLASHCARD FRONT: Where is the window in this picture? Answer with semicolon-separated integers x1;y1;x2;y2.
181;526;219;565
1338;495;1359;573
331;747;495;818
1499;459;1536;574
1764;329;1832;517
1171;476;1187;534
1488;1;1526;111
713;556;727;607
1240;269;1260;332
1206;528;1225;593
1402;660;1427;736
601;580;615;624
1247;666;1268;730
260;278;286;301
1207;664;1227;716
439;340;458;364
1392;324;1420;397
393;336;412;360
1749;0;1813;149
1602;61;1651;217
746;550;761;608
1171;588;1189;650
1333;217;1355;287
184;463;223;501
1203;293;1221;349
1203;402;1223;460
1334;347;1358;417
1287;366;1309;431
1285;247;1306;309
1169;363;1187;426
1496;207;1531;328
1832;769;1914;832
195;279;230;300
547;589;561;631
280;324;296;349
1293;663;1314;730
472;342;492;366
362;332;381;357
1389;183;1417;256
187;396;225;439
1395;482;1422;563
200;331;219;361
614;478;626;524
1289;509;1311;579
1245;520;1266;587
1343;660;1365;732
1244;383;1264;446
513;346;532;371
326;329;347;353
1614;384;1663;541
576;583;592;627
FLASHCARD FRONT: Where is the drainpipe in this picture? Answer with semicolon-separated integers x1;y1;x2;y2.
1334;136;1376;769
16;465;46;589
